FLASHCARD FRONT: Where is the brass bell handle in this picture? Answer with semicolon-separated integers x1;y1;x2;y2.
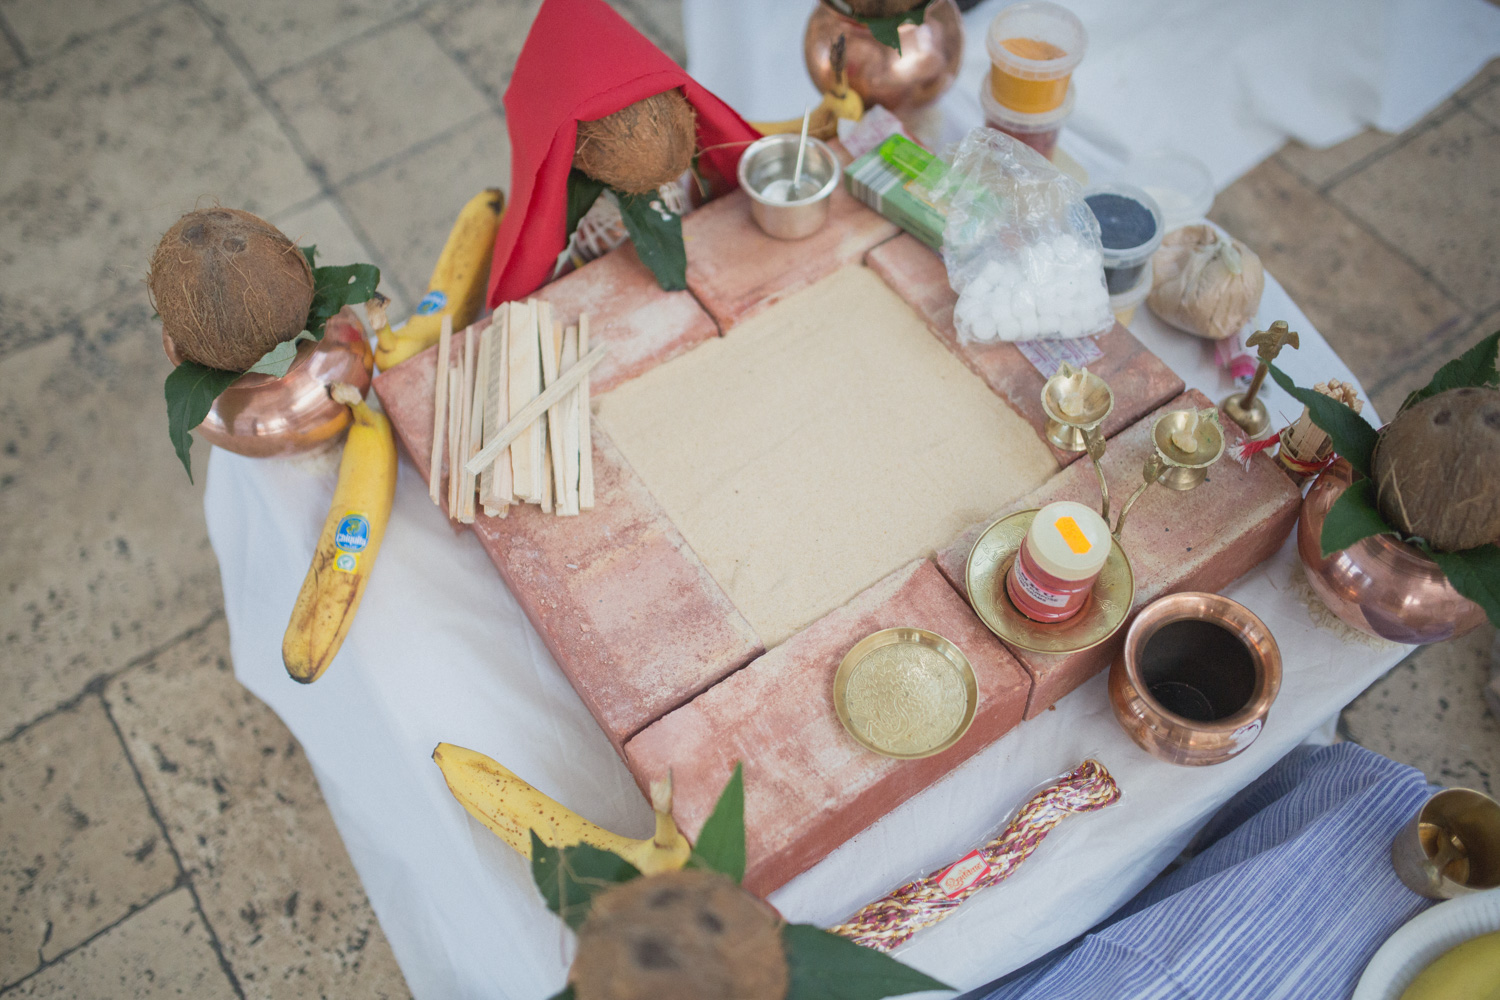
1113;453;1166;538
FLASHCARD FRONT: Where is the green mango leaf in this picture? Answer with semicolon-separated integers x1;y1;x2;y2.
687;762;745;883
1424;544;1500;631
530;831;641;931
546;986;575;1000
566;169;607;241
300;244;318;270
244;330;316;378
782;924;952;999
614;189;687;291
1268;364;1380;477
165;361;241;482
306;261;381;340
1400;329;1500;414
861;1;929;53
1319;477;1399;557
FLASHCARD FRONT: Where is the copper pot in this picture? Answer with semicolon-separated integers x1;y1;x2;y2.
1298;459;1486;645
1109;592;1281;766
805;0;964;115
162;306;374;458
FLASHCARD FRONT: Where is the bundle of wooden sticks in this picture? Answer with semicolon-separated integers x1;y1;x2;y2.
427;301;606;523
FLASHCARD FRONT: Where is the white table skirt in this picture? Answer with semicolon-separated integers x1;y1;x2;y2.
205;268;1409;1000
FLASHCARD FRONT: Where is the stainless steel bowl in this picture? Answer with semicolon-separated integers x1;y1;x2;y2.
738;133;840;241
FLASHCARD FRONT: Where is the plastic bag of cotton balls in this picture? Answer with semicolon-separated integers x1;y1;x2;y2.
933;128;1114;344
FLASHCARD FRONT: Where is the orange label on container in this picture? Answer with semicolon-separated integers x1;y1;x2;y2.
1054;516;1092;555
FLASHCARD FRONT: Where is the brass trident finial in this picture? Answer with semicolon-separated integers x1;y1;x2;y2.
1223;320;1299;437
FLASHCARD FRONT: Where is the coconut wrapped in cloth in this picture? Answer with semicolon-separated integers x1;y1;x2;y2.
148;208;314;372
485;0;759;305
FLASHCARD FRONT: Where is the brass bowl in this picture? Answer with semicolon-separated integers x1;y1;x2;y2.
1298;459;1486;644
162;306;374;458
1151;408;1224;491
805;0;965;115
833;627;977;759
1041;365;1113;452
1109;592;1281;766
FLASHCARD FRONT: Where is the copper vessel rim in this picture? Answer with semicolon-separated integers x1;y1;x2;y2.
1121;591;1281;733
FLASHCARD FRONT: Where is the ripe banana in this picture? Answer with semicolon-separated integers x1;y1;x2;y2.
433;742;691;875
374;187;505;371
1400;929;1500;1000
750;42;863;139
282;383;397;683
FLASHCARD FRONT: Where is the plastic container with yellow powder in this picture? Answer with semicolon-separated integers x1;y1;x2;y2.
1006;500;1111;623
985;2;1087;114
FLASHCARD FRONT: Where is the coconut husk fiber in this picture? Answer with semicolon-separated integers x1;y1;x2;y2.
1372;386;1500;552
569;868;787;1000
573;89;698;195
148;207;315;372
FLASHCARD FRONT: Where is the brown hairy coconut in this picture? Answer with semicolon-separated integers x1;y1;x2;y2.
845;0;927;16
569;868;787;1000
148;207;315;372
1372;386;1500;552
573;89;698;196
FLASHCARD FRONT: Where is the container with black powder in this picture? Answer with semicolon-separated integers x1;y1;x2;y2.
1084;184;1164;295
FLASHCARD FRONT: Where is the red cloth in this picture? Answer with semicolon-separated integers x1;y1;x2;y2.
487;0;760;306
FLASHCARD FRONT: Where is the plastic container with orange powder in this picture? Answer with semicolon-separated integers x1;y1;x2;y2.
986;1;1087;114
1006;501;1111;624
980;70;1074;160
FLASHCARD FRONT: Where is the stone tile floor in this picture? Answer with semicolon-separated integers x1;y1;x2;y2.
0;0;1495;994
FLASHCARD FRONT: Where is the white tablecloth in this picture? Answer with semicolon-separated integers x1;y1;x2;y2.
206;269;1410;999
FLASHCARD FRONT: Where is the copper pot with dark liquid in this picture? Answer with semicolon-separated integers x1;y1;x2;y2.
1109;592;1281;766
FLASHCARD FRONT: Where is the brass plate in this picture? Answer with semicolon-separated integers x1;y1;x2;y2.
965;509;1135;654
833;628;978;760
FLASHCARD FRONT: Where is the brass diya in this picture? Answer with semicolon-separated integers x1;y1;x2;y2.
833;628;978;759
965;509;1135;654
1041;362;1114;453
1152;407;1224;491
1108;592;1281;766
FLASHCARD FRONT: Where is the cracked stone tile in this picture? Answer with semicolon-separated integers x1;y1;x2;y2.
0;0;159;63
266;19;490;188
1210;157;1465;408
7;887;237;999
339;115;510;308
0;4;320;360
197;0;423;81
104;620;410;1000
1330;108;1500;313
0;29;22;73
0;285;223;737
1343;626;1500;795
0;697;178;988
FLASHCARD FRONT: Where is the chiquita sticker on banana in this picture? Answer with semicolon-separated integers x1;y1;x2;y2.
333;513;370;573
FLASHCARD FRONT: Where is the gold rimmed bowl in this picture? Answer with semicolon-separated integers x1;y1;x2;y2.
833;628;978;759
964;509;1135;654
1041;364;1114;452
1152;408;1224;490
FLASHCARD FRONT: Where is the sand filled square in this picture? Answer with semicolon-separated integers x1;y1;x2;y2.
595;266;1059;646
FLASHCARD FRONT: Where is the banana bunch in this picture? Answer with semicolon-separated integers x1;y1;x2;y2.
373;188;505;371
433;742;691;875
749;39;863;140
282;383;397;683
1400;929;1500;999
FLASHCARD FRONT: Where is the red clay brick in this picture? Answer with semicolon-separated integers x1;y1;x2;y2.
623;559;1031;897
935;389;1301;718
373;339;763;751
865;234;1185;465
684;187;898;331
539;241;721;395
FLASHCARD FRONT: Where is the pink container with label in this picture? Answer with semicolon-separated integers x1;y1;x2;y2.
980;71;1075;161
1006;501;1111;623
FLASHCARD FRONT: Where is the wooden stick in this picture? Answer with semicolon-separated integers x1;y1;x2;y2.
545;318;571;515
428;314;453;505
465;344;608;476
578;313;595;510
461;321;489;523
536;302;556;513
508;300;542;503
482;307;512;515
446;367;463;519
479;311;499;513
560;325;581;517
456;323;478;521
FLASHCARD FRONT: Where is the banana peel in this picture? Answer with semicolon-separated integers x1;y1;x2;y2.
433;742;692;875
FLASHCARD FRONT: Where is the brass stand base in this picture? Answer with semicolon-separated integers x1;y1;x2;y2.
1160;465;1207;491
1221;392;1270;438
1045;418;1089;452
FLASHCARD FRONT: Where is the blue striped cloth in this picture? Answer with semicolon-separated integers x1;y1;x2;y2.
975;743;1435;1000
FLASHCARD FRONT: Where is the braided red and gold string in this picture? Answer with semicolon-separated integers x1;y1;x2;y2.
828;759;1121;952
